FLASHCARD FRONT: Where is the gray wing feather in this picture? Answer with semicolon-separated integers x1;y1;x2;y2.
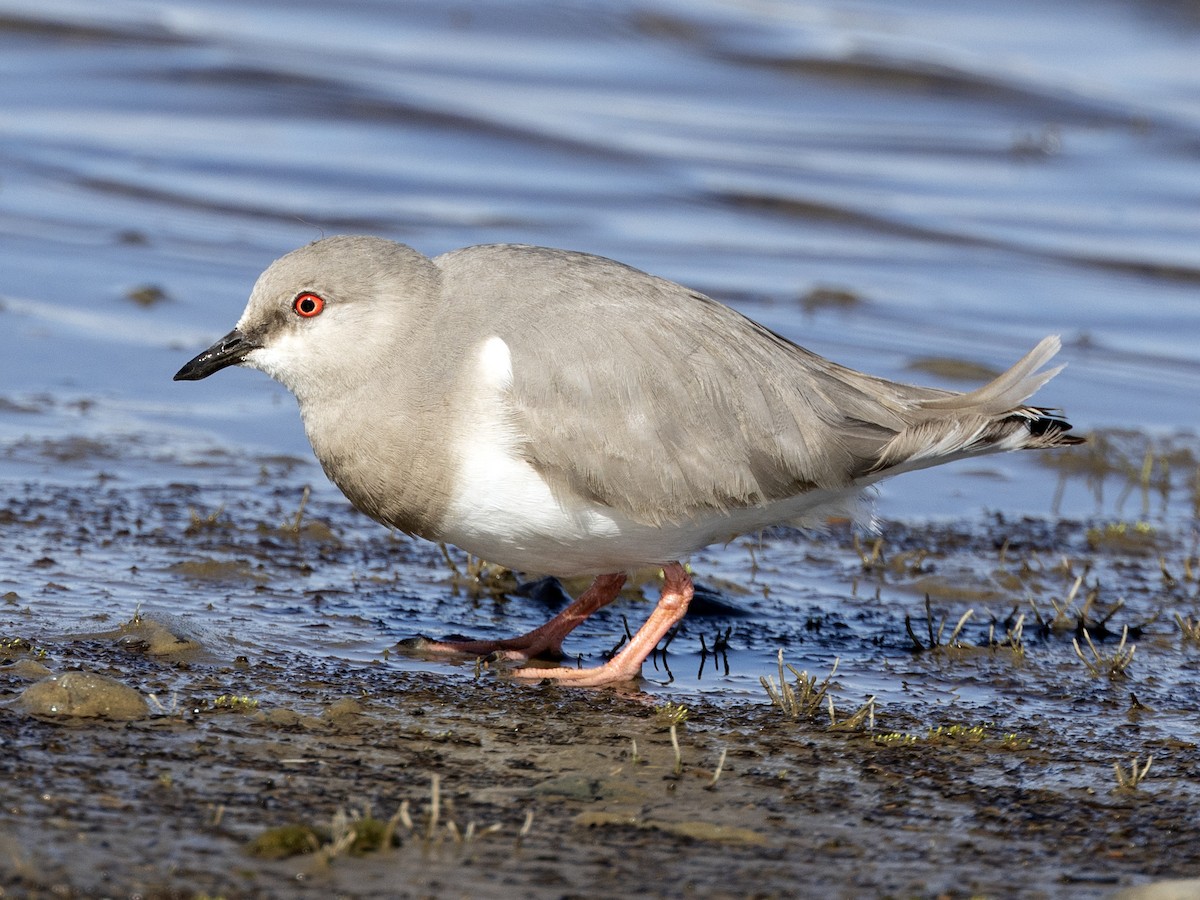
435;245;1071;527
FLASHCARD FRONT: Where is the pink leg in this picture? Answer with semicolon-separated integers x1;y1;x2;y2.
402;573;627;661
509;562;693;687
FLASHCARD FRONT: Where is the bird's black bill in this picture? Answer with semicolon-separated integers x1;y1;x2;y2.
173;328;260;381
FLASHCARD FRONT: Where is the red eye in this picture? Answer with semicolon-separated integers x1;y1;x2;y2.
293;292;325;318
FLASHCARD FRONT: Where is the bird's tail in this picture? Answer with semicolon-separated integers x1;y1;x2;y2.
867;336;1082;478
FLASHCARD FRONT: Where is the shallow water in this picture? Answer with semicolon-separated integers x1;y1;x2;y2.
1;0;1199;709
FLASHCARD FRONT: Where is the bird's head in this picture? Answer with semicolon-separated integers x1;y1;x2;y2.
174;235;440;403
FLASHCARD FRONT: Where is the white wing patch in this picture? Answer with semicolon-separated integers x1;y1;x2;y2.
477;334;514;392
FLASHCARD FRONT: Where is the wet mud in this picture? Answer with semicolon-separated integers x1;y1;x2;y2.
1;626;1197;899
1;434;1199;898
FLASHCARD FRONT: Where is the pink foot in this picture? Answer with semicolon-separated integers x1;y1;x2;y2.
508;563;693;687
399;573;627;662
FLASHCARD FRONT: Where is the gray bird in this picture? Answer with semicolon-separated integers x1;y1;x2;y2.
175;236;1081;687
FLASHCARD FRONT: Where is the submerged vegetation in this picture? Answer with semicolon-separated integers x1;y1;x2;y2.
760;651;876;732
1073;626;1137;679
1113;756;1155;794
248;776;517;862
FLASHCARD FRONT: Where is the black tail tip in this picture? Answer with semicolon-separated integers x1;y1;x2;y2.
1028;411;1085;446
